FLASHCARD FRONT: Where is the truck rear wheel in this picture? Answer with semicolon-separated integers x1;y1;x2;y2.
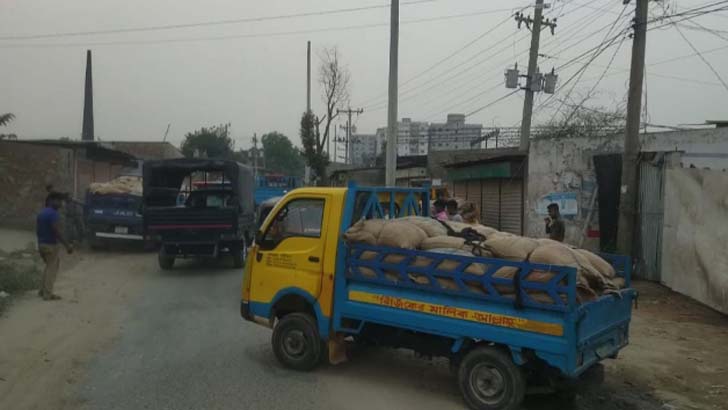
458;347;525;410
272;313;322;371
158;248;175;270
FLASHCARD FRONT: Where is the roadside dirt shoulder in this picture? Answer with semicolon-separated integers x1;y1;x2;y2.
0;250;149;410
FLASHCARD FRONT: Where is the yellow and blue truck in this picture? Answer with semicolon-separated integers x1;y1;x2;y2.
241;184;635;410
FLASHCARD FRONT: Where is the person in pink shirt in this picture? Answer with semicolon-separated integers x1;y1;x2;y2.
432;199;448;221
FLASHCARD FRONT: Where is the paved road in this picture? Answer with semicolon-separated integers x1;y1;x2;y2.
76;256;463;410
73;253;661;410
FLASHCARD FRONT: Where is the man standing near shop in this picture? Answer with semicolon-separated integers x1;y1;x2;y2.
36;192;73;300
544;203;566;242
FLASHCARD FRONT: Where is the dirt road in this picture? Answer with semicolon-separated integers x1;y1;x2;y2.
0;249;726;410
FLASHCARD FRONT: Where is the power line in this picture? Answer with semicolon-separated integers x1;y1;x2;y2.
0;9;499;49
548;7;632;122
421;2;626;117
357;6;528;107
671;23;728;93
363;0;614;110
0;0;438;41
650;43;728;65
465;89;520;118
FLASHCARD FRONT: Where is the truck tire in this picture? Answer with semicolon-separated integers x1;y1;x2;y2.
457;347;525;410
272;313;322;371
158;248;175;270
231;239;247;268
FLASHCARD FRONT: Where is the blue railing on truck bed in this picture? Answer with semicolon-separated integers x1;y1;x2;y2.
333;184;635;377
348;244;578;312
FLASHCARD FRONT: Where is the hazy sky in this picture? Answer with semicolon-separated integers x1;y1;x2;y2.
2;0;727;154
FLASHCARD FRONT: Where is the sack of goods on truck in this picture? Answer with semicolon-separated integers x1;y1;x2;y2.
343;216;626;305
88;175;142;195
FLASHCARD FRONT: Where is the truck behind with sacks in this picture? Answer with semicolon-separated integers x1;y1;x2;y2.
241;184;635;410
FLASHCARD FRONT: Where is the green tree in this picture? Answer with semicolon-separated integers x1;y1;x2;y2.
300;111;329;184
0;113;14;126
0;113;17;140
181;123;233;158
261;132;304;176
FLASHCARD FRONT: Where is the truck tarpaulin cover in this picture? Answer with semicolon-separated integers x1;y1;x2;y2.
143;159;254;214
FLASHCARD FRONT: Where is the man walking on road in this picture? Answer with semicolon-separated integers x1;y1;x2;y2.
36;192;73;301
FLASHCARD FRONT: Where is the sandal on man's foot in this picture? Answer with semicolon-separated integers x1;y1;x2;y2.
43;294;62;301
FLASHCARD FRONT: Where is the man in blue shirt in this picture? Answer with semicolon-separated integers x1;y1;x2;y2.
36;193;73;300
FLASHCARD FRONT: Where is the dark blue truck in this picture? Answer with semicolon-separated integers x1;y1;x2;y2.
85;176;145;248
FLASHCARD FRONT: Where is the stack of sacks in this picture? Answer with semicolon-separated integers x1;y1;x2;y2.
88;176;143;196
343;216;624;304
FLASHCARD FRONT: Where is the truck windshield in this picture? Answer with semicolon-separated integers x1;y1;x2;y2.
263;198;324;245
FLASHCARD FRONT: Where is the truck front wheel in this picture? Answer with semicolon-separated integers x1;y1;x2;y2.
231;239;247;268
457;347;525;410
158;248;175;270
272;313;322;371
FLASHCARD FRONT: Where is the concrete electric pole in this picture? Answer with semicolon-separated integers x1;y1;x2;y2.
517;0;556;151
307;41;311;113
337;108;364;165
617;0;648;256
252;133;258;180
385;0;399;186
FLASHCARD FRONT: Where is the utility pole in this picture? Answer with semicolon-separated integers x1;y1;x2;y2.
517;0;556;151
252;133;258;180
333;126;338;163
306;41;311;113
617;0;648;256
337;108;363;165
385;0;399;186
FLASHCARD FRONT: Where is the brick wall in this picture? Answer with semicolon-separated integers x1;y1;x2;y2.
0;141;75;229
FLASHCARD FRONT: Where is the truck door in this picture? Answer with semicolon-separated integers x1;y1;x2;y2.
248;195;329;310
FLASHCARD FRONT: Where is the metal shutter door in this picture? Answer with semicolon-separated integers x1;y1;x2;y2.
500;179;523;235
481;180;500;229
465;180;482;206
452;181;467;199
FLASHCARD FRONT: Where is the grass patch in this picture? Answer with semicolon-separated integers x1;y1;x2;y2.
0;248;42;315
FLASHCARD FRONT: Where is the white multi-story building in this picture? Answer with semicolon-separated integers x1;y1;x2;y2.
428;114;483;151
373;115;483;156
375;118;429;157
348;133;378;166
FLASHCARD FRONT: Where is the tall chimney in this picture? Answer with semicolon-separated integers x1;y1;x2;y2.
82;50;94;141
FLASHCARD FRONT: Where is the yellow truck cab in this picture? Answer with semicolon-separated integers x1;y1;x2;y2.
241;184;635;410
241;187;346;341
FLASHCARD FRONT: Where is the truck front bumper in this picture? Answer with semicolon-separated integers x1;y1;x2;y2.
95;232;144;240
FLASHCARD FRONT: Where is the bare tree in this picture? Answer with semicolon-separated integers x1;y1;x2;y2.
300;47;350;184
537;94;626;140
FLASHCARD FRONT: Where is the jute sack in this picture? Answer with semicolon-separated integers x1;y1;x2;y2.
484;234;539;261
426;248;487;275
570;249;609;292
343;219;388;245
377;220;428;249
528;244;599;303
574;249;616;279
421;236;466;250
471;224;499;238
400;216;448;237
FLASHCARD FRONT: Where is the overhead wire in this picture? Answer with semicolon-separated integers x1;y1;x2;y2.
360;0;610;111
421;1;615;114
0;0;439;41
375;0;619;119
0;8;506;49
671;23;728;93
